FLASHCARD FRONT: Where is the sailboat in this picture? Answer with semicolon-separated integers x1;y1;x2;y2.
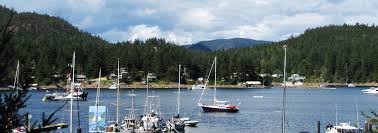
106;58;122;132
345;64;356;87
137;74;163;132
325;104;363;133
42;62;88;102
166;64;186;132
68;52;83;133
198;57;239;112
122;90;138;132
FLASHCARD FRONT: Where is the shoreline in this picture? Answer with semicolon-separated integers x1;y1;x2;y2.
1;82;376;90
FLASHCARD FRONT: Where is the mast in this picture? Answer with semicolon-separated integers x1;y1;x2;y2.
198;58;215;104
144;73;150;114
178;64;181;115
128;90;135;118
147;74;149;96
96;68;101;132
96;68;101;106
116;58;120;124
70;52;75;133
335;104;338;125
282;45;287;133
214;57;217;105
13;60;19;91
356;104;359;128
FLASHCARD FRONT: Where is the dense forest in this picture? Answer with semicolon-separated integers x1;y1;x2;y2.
1;5;378;86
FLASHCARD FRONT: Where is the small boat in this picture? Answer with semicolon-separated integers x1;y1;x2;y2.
42;63;88;102
122;90;138;132
137;76;163;132
109;83;117;90
198;57;239;113
325;122;363;133
190;84;206;90
179;117;198;127
361;87;378;94
42;86;87;101
28;86;38;90
190;77;207;90
322;87;337;90
167;64;186;132
325;104;363;133
106;59;122;132
347;83;356;87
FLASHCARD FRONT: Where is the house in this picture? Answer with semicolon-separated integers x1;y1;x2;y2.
288;74;305;81
75;74;86;81
243;81;262;88
147;73;157;80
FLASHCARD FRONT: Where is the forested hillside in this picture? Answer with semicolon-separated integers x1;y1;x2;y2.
217;24;378;83
1;5;378;86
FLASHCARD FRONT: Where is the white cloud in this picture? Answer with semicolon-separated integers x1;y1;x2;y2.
179;8;216;28
135;8;157;16
98;25;193;44
128;25;161;41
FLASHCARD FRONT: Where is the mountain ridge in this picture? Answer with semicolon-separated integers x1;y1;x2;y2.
184;38;271;51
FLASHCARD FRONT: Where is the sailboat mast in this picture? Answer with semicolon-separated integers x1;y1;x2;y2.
147;74;149;96
96;68;101;106
336;104;338;125
70;52;75;133
214;57;217;105
117;58;120;124
96;68;101;132
13;60;19;90
131;90;135;117
356;104;359;128
198;58;215;104
282;45;287;133
178;64;181;115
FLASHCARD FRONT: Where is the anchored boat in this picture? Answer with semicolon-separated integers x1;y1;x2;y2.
198;57;240;113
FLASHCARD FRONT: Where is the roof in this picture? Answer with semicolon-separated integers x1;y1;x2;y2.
245;81;262;85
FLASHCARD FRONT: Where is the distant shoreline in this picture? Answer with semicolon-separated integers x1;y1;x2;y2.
1;82;375;91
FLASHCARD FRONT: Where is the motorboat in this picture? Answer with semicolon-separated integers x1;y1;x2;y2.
190;77;207;90
166;115;185;131
361;87;378;94
179;117;198;127
325;122;363;133
198;57;239;113
190;84;206;90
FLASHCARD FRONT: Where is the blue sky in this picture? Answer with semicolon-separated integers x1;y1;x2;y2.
1;0;377;45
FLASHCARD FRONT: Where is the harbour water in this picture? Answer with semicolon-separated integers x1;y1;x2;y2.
15;87;378;133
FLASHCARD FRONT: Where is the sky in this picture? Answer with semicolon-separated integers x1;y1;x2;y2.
1;0;378;45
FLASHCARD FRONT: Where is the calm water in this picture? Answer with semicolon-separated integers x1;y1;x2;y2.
9;87;378;133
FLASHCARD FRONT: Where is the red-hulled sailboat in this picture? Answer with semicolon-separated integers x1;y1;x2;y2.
198;57;239;112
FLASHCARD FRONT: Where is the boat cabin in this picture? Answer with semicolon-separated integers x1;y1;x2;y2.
326;123;363;133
